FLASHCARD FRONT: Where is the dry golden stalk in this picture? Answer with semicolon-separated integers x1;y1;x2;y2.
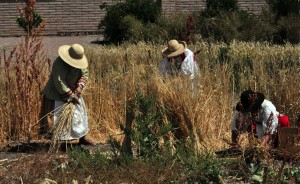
49;103;74;153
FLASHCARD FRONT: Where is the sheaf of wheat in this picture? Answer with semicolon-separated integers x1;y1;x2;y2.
49;102;74;153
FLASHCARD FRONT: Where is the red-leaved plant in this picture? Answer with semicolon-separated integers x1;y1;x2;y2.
0;0;50;144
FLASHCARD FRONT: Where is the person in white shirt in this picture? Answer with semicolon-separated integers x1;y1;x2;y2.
159;39;200;80
231;90;279;147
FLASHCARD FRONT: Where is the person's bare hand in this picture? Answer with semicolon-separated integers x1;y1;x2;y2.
66;93;80;105
74;86;82;97
71;95;80;105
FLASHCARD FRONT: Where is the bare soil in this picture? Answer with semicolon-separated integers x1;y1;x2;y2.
0;141;184;184
0;35;102;59
0;141;114;183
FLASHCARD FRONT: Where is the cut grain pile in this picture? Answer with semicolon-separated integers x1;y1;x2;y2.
48;103;74;153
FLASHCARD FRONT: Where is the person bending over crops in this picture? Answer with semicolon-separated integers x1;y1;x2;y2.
39;43;96;145
231;90;279;147
159;39;200;80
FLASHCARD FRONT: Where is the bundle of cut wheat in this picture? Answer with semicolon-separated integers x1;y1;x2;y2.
48;102;74;153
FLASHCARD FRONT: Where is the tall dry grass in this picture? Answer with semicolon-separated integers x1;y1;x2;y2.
0;39;299;151
82;41;300;151
0;0;50;145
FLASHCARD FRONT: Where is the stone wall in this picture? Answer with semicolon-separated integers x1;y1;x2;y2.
0;0;113;36
161;0;267;15
161;0;207;15
238;0;267;14
0;0;268;37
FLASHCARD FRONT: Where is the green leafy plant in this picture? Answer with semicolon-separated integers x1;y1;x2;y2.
156;12;188;41
16;11;43;34
283;166;300;183
266;0;300;43
119;15;144;42
205;0;239;17
249;163;265;183
131;91;169;158
266;0;300;21
182;150;228;183
99;0;161;43
67;147;109;169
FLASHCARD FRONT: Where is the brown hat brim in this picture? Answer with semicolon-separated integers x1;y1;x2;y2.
162;41;187;58
58;45;88;69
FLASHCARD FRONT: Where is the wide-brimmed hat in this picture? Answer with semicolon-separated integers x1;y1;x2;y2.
162;39;187;58
58;44;88;69
238;89;265;112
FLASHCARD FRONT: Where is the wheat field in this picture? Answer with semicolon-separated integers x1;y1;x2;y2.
0;38;299;151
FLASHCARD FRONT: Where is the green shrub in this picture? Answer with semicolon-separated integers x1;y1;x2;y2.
99;0;298;44
266;0;299;21
194;9;278;43
205;0;239;17
266;0;300;43
247;8;277;42
67;147;109;170
142;23;168;43
130;91;170;158
99;2;128;43
99;0;161;43
276;14;300;44
182;150;228;183
192;0;299;43
126;0;161;24
120;15;144;42
156;12;188;41
194;11;243;43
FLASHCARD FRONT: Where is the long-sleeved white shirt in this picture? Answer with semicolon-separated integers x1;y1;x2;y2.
159;48;200;80
231;99;279;139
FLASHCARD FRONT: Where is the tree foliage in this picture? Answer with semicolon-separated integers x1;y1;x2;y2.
266;0;300;21
99;0;161;43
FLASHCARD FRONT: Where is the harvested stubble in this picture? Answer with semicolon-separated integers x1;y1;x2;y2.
49;102;74;153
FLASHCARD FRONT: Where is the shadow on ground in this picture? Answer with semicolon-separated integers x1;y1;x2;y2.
90;40;114;45
1;141;75;153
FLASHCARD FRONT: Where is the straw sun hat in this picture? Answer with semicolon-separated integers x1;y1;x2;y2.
58;44;88;69
162;39;187;58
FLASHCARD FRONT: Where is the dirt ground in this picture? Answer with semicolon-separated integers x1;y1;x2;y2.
0;35;102;60
0;140;114;183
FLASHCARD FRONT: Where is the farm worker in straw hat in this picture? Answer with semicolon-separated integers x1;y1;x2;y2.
39;43;96;145
231;89;279;147
159;39;200;80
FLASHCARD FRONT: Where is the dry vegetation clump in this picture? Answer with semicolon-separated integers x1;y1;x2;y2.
0;0;50;145
48;103;74;153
